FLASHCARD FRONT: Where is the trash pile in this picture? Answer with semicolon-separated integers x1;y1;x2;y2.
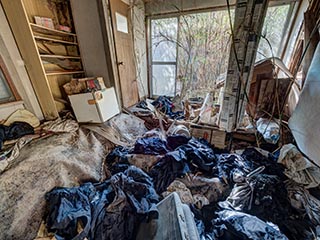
43;130;320;240
45;166;159;240
131;94;220;130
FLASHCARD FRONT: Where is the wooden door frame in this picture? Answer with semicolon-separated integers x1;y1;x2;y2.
98;0;123;108
107;0;140;107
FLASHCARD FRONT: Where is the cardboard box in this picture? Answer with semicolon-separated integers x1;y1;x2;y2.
211;129;227;149
190;124;227;149
69;87;119;123
190;126;212;142
34;16;54;29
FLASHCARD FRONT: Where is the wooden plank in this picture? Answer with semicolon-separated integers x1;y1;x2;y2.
303;10;320;81
46;70;85;76
40;54;81;59
34;36;77;45
219;0;268;131
30;23;76;36
2;0;58;119
97;0;123;107
70;0;112;89
47;74;71;112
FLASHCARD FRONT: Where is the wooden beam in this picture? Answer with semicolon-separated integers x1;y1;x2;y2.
2;0;59;119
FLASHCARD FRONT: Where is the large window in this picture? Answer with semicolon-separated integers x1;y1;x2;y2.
150;10;233;99
151;18;178;97
256;3;292;62
150;1;295;98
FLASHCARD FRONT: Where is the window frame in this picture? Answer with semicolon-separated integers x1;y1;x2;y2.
148;16;180;98
0;54;21;104
147;0;299;98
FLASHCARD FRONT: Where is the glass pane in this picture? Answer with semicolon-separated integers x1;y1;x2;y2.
256;4;290;62
0;67;14;103
151;18;178;62
152;64;176;96
177;10;233;99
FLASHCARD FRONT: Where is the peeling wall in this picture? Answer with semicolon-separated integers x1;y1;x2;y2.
132;0;148;98
0;5;43;120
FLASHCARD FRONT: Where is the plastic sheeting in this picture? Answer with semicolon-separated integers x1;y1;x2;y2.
256;118;280;144
42;118;79;133
289;43;320;166
212;210;289;240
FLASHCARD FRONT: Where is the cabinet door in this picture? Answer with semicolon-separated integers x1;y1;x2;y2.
109;0;139;107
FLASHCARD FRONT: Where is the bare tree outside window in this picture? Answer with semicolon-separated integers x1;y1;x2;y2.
150;4;291;100
151;10;234;100
256;4;291;61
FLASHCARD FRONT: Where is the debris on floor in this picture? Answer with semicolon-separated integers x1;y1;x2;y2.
34;130;320;239
1;103;320;240
0;125;113;240
45;166;159;240
278;143;320;188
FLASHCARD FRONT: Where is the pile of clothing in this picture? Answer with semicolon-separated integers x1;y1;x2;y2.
44;133;320;240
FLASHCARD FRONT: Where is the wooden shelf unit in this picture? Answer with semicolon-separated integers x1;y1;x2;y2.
30;23;76;37
2;0;85;119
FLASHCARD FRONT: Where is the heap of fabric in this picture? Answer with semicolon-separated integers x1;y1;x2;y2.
0;121;34;150
278;144;320;188
45;166;159;240
151;96;184;120
211;210;289;240
41;132;320;240
286;180;320;225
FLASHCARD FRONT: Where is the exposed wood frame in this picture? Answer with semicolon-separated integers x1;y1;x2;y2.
2;0;59;119
97;0;123;107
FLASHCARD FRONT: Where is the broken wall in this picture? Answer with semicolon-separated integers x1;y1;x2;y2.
132;0;148;98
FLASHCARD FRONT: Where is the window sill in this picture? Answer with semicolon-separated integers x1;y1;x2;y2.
0;100;24;108
0;100;25;121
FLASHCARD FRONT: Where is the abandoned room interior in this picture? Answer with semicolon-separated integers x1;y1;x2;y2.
1;0;320;239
